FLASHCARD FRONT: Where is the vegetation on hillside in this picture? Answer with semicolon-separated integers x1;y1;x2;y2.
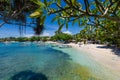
51;33;73;43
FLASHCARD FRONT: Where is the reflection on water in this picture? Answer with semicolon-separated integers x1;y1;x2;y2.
11;70;47;80
0;42;118;80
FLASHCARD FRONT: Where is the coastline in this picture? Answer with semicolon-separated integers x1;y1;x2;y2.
70;43;120;72
46;41;120;78
1;41;120;79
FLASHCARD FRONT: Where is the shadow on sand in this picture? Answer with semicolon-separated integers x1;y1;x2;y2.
97;45;120;56
10;70;47;80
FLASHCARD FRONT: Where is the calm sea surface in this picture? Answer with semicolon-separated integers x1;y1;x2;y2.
0;42;119;80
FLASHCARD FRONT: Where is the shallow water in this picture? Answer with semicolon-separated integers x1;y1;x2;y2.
0;42;119;80
54;47;120;80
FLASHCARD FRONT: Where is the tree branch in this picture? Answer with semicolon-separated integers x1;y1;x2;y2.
84;0;90;14
95;0;104;14
68;14;85;22
49;7;71;14
88;13;120;23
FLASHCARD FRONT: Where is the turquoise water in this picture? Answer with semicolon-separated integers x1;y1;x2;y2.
0;42;119;80
0;42;71;80
53;47;120;80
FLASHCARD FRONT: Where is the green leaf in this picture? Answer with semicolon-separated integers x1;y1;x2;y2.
66;23;68;29
72;19;77;26
78;19;81;26
40;16;46;25
46;2;52;6
58;19;61;26
51;16;59;23
35;8;43;12
30;11;42;18
71;0;76;5
42;16;46;22
58;24;64;32
81;18;86;25
31;0;45;8
44;0;47;6
58;0;61;5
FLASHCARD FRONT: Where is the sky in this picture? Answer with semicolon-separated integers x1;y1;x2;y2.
0;15;82;38
0;1;86;38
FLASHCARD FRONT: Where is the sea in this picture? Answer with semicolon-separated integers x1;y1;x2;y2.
0;42;119;80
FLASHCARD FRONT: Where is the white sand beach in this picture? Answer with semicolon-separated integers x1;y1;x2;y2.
67;43;120;75
47;41;120;76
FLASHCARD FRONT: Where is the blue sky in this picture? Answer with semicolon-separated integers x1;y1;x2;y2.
0;0;86;38
0;15;82;38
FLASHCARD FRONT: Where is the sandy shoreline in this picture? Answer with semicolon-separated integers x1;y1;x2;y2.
72;44;120;72
46;41;120;76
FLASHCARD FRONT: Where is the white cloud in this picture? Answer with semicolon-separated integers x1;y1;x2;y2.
63;30;72;34
41;31;51;36
24;34;34;38
23;31;52;37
